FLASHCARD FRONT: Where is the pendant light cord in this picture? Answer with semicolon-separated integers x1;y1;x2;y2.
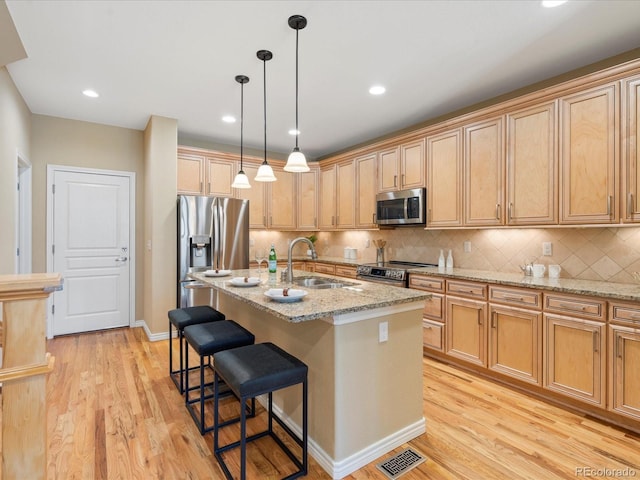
240;81;244;171
263;55;267;164
295;27;299;150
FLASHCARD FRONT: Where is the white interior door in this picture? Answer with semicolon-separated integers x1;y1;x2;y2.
51;169;131;336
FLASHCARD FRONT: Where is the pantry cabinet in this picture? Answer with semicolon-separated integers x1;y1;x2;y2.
464;117;504;226
378;139;425;193
559;83;619;224
608;301;640;420
506;102;558;225
426;129;463;227
622;75;640;223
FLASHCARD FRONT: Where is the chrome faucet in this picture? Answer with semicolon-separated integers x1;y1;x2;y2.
286;237;318;283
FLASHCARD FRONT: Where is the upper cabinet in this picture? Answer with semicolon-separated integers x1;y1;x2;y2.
319;165;337;229
506;102;558;225
622;75;640;223
205;157;235;197
355;153;378;228
464;117;504;226
426;128;463;227
297;166;319;230
559;83;619;224
235;163;268;229
268;166;296;230
177;152;205;195
378;139;425;193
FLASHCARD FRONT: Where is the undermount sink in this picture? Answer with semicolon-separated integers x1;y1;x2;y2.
292;276;359;289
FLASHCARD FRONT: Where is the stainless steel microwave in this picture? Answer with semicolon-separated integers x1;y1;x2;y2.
376;188;426;226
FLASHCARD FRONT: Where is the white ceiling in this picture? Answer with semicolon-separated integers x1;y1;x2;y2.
5;0;640;160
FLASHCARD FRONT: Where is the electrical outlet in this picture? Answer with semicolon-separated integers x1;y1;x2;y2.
250;238;255;247
464;241;471;253
365;239;370;248
379;321;388;343
542;242;553;256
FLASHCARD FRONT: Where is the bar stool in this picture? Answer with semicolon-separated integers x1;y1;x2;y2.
213;342;308;480
183;320;255;434
168;305;225;394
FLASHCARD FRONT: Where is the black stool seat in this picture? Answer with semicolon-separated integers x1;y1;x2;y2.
214;342;307;398
213;342;308;480
167;305;225;394
184;320;255;434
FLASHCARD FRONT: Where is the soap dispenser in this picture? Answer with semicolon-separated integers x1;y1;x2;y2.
446;249;454;270
438;250;445;271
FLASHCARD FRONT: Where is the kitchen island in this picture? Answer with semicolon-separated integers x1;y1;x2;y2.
191;270;429;479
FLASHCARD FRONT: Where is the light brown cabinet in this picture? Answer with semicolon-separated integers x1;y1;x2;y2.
378;139;425;193
608;301;640;420
355;154;377;228
236;163;268;229
445;280;488;366
488;286;543;385
178;149;238;197
560;83;619;224
464;117;504;226
268;166;296;230
319;165;336;229
205;157;235;197
622;75;640;223
543;292;606;407
319;161;355;229
297;167;318;230
335;265;357;279
409;275;445;352
426;129;463;227
177;152;206;195
506;102;558;225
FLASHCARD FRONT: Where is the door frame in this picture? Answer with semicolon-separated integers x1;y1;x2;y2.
16;149;32;274
46;165;136;338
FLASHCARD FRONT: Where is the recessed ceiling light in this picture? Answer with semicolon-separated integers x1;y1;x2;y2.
541;0;568;7
288;129;300;136
369;85;386;95
82;89;99;98
222;115;236;123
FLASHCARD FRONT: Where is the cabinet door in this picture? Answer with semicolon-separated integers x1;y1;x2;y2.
177;153;205;195
445;296;487;366
269;167;296;229
427;129;463;227
400;139;425;189
319;166;336;229
464;117;504;226
543;313;605;406
205;157;235;197
609;325;640;420
560;83;618;224
622;75;640;223
235;164;267;229
506;102;558;225
378;147;399;193
297;167;318;230
356;154;377;227
336;161;355;228
489;305;541;385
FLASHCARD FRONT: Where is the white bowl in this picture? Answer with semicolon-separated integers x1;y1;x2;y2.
229;277;261;287
204;269;232;277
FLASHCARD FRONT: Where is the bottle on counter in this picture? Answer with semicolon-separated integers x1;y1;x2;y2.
268;244;277;273
446;249;454;270
438;249;445;271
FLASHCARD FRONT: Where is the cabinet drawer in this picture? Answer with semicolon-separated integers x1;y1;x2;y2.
446;279;487;300
314;263;336;275
335;265;357;279
489;286;542;309
423;293;444;321
544;293;605;321
409;275;445;292
609;301;640;327
423;319;444;351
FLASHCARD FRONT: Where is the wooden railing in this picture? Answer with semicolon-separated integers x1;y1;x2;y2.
0;273;62;480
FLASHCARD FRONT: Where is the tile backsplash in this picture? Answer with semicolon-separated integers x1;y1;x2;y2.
251;227;640;284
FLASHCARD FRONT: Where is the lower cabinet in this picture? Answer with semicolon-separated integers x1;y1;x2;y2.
543;313;606;407
445;296;487;367
609;301;640;420
409;275;445;352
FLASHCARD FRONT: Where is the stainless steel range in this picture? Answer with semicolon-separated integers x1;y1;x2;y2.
356;261;436;287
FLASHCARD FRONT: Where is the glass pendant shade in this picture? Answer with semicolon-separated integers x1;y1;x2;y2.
285;148;310;172
255;162;277;182
231;170;251;189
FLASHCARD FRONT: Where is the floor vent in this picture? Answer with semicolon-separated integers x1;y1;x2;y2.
376;448;426;479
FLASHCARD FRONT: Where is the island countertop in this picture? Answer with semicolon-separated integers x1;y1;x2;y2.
190;270;429;323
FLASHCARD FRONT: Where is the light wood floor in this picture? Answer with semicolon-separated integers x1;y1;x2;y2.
31;327;640;479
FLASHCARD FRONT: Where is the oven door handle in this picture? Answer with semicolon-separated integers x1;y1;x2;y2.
356;275;406;287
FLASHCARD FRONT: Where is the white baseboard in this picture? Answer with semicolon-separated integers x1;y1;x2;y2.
134;319;175;342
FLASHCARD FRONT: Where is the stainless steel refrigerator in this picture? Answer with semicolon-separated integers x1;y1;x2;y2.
177;195;249;308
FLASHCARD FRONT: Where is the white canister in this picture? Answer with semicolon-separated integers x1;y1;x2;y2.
548;264;561;278
532;264;546;278
344;247;351;258
349;248;357;260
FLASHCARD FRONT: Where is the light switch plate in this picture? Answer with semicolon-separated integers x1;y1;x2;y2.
542;242;552;256
464;241;471;253
379;321;388;343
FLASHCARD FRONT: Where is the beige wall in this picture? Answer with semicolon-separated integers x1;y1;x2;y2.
30;114;145;320
143;115;177;335
0;66;31;274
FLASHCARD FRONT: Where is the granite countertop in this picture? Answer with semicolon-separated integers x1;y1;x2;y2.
190;269;429;323
407;266;640;303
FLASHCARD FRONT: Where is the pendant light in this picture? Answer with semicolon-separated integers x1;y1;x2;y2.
284;14;310;173
254;49;277;182
231;75;251;189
